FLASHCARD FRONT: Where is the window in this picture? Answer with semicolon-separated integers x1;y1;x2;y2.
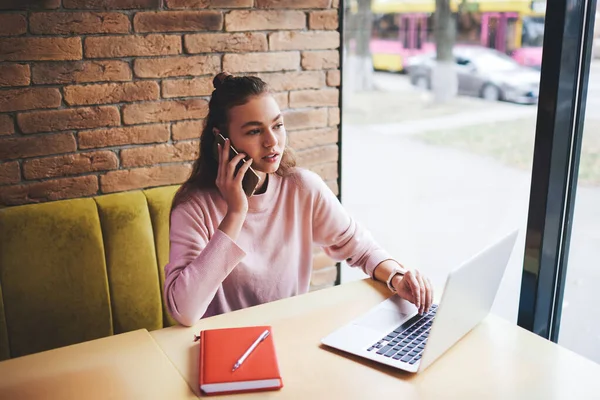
558;57;600;364
372;14;399;40
343;0;599;367
341;1;545;323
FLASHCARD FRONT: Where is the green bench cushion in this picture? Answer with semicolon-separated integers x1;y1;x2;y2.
95;191;163;334
144;185;179;328
0;284;9;361
0;199;112;358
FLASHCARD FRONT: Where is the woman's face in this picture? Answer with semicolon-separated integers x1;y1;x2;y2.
224;93;286;175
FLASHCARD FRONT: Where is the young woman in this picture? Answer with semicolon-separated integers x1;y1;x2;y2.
165;72;434;327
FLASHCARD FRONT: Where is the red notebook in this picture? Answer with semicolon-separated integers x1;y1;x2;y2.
198;325;283;395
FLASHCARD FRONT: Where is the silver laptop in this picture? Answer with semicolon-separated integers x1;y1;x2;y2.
321;231;518;373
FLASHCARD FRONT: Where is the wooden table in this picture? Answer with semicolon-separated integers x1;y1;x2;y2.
151;279;600;399
1;280;598;399
0;329;196;400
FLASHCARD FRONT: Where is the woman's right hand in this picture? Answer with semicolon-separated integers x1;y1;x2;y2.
215;138;253;215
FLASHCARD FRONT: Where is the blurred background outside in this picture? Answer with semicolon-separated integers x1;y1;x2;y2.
339;0;600;365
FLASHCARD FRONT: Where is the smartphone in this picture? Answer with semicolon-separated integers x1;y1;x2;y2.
213;133;260;197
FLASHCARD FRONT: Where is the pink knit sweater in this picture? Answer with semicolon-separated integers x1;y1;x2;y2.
164;168;392;326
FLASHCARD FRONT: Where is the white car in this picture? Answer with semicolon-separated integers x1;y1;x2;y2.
405;46;541;104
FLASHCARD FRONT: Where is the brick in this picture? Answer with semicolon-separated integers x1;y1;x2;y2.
0;64;30;87
225;10;305;32
172;120;204;140
0;14;27;36
223;51;299;73
309;161;338;181
121;141;199;167
31;61;131;85
0;115;14;135
295;143;338;166
123;99;208;124
256;0;331;8
0;176;98;207
166;0;208;7
326;70;340;87
162;77;213;98
325;179;340;196
64;81;160;106
0;0;60;10
134;11;222;33
287;127;337;150
289;89;338;108
209;0;253;6
328;107;339;126
0;88;61;113
0;133;76;160
185;32;267;53
269;31;339;51
302;50;339;70
85;35;181;58
134;55;220;78
30;12;130;35
332;0;339;7
310;266;337;287
0;161;20;185
101;164;192;193
273;92;288;110
284;108;328;130
18;106;120;134
79;124;170;149
64;0;161;9
166;0;253;7
23;151;118;180
257;71;324;91
309;10;338;30
0;37;82;61
325;179;338;195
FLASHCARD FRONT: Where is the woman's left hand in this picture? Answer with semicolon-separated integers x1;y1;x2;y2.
392;270;434;315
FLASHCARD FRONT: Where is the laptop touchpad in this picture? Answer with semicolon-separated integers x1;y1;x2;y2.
354;309;410;332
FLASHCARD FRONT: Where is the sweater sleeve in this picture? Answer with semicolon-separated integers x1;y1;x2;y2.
164;201;246;326
308;172;393;278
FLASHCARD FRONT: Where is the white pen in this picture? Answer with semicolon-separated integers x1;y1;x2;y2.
232;329;270;372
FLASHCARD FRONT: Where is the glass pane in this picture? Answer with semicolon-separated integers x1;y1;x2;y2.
559;16;600;364
341;0;545;322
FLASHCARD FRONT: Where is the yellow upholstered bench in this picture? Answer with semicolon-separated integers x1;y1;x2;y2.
0;186;179;360
0;184;337;360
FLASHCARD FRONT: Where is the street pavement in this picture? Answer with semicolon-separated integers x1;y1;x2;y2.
339;63;600;364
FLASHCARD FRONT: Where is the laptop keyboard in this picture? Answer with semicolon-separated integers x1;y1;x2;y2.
366;304;438;365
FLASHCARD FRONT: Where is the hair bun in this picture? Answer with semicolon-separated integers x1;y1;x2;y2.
213;72;233;90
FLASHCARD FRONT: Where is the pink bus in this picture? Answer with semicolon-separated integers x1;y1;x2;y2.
370;9;544;72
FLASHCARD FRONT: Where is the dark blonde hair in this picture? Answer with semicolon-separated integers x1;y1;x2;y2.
171;72;296;210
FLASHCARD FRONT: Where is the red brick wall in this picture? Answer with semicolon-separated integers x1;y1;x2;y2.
0;0;340;209
0;0;341;289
